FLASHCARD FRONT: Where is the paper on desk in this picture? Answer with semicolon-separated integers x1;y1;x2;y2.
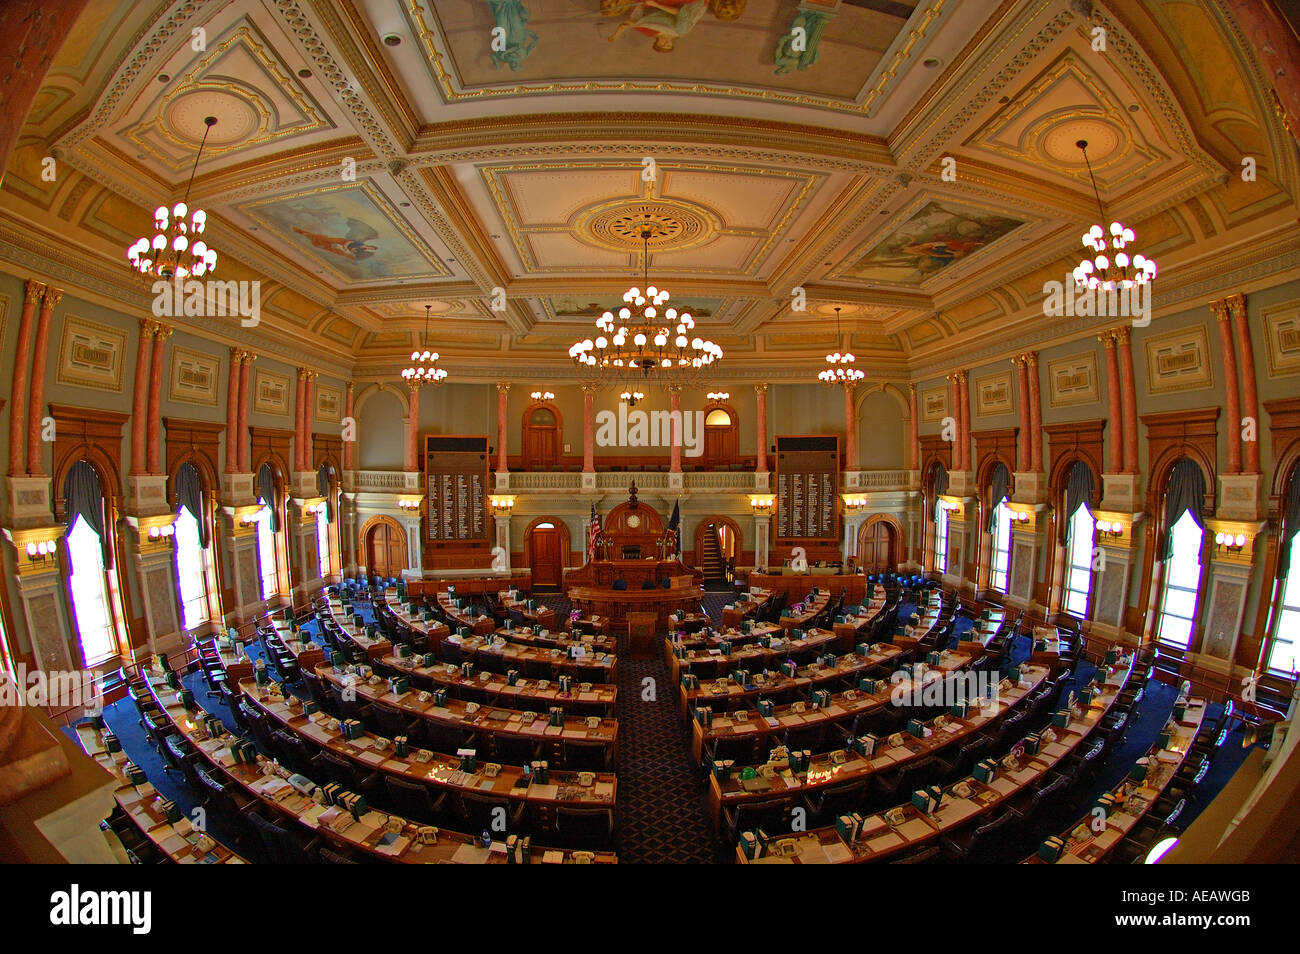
896;817;935;841
530;784;559;800
866;830;905;852
823;842;853;863
451;843;491;864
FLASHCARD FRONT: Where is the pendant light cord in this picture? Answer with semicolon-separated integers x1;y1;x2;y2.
1077;139;1107;222
182;116;217;206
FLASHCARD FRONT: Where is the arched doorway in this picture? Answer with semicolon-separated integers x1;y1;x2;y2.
857;515;902;573
361;516;407;579
703;404;738;467
523;405;560;470
525;518;569;590
694;514;741;584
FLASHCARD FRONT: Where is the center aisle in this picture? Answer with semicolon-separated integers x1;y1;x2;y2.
541;594;721;863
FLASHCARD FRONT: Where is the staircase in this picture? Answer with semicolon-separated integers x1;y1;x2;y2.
700;524;727;587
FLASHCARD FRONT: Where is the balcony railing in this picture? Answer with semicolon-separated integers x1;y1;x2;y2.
347;468;916;495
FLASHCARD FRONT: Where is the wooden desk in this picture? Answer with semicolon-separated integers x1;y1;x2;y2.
382;651;618;716
568;581;704;630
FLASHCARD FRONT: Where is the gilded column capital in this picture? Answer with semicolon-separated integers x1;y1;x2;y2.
143;318;161;336
1209;298;1231;322
580;382;598;394
408;379;424;394
1224;292;1247;322
754;382;768;394
24;280;47;305
496;382;510;394
1024;352;1038;367
346;380;355;395
907;382;916;394
153;322;173;339
1099;330;1116;347
1113;327;1129;345
41;287;64;309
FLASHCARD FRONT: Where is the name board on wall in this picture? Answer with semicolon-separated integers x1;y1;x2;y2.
775;435;838;540
425;435;488;542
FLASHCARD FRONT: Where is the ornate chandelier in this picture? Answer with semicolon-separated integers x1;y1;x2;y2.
402;305;449;384
127;116;219;279
1073;139;1156;290
569;229;722;386
819;307;864;385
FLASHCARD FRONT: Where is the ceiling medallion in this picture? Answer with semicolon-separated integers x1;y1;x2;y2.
573;198;718;253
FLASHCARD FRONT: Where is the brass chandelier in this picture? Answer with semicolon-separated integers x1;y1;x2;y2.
127;116;219;280
569;229;722;387
402;305;449;384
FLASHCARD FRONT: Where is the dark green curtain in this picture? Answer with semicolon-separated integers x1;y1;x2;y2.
986;462;1011;532
930;463;948;521
64;460;107;558
257;462;281;533
1277;467;1300;580
175;461;207;547
1159;458;1206;561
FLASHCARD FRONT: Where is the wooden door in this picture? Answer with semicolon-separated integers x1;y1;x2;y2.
366;522;407;578
861;522;896;573
529;526;563;588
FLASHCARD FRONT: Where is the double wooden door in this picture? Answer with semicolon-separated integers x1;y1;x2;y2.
366;522;407;578
859;522;897;573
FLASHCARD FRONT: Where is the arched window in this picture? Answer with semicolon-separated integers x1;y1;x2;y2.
63;460;117;666
173;461;210;630
985;462;1012;591
1060;460;1098;618
174;508;208;630
1266;467;1300;674
316;463;337;578
1156;458;1207;649
1063;503;1096;618
255;462;282;599
935;504;950;574
926;461;950;573
704;409;732;426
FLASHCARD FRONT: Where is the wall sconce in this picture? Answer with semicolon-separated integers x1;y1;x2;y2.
489;496;515;513
707;391;730;401
937;498;959;512
1010;510;1031;524
24;539;58;566
620;390;644;407
842;495;868;510
397;498;422;511
530;390;555;401
147;523;176;540
1095;519;1123;539
1214;531;1247;553
239;505;269;525
749;495;775;514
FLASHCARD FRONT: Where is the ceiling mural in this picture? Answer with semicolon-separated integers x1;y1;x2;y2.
0;0;1293;380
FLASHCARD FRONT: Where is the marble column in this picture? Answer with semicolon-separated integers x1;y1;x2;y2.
294;369;307;473
304;371;317;472
26;286;60;476
1228;294;1260;473
8;280;43;476
1101;332;1123;474
907;383;919;472
1116;328;1138;474
1026;355;1042;474
495;383;509;474
147;323;170;474
948;373;961;467
343;382;356;471
1013;357;1030;472
406;382;422;472
958;371;971;472
843;383;858;471
225;348;241;474
582;384;595;473
669;388;683;474
755;383;769;474
1212;301;1242;474
238;353;254;472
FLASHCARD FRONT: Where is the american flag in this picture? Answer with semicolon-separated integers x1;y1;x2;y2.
588;503;602;559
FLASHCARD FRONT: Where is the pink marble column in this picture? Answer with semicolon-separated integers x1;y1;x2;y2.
304;372;317;471
755;383;769;472
496;383;509;473
225;348;241;474
238;354;253;473
1213;304;1242;474
406;382;421;472
907;383;919;471
1115;329;1138;473
669;388;682;474
582;385;595;473
147;323;169;474
1101;333;1123;473
1228;294;1260;473
1014;357;1031;472
948;374;961;468
8;280;43;476
958;371;971;471
25;287;60;476
843;383;858;470
343;382;356;471
293;370;306;473
1026;355;1043;473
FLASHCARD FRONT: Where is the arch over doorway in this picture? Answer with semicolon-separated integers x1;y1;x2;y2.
523;516;571;590
693;514;742;567
857;514;904;573
359;515;407;579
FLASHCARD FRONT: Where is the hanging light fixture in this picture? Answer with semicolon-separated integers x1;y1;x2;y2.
569;229;722;387
1073;139;1156;290
402;305;449;384
127;116;219;279
818;307;865;385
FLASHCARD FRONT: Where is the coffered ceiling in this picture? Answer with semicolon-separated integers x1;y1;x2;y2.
2;0;1297;382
